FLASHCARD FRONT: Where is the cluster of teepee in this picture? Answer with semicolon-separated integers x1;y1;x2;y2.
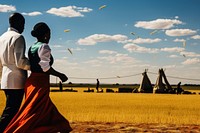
138;68;175;94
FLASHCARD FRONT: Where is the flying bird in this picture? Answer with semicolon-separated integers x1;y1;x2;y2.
150;30;158;35
130;32;136;35
64;29;70;32
99;5;107;10
130;32;140;38
183;41;186;47
117;76;120;78
67;48;73;55
182;54;186;57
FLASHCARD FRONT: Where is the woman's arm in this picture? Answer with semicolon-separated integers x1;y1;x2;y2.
46;67;68;82
38;43;68;82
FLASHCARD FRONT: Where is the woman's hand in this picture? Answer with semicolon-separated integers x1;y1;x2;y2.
46;67;68;82
59;73;68;82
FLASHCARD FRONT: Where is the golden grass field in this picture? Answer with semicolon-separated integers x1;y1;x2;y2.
0;88;200;125
1;88;200;132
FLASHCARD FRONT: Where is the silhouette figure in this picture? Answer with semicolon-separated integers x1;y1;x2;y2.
177;82;182;95
96;79;100;92
59;81;63;92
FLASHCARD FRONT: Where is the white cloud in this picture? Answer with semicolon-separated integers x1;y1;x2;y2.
175;16;179;19
78;34;128;45
84;59;102;64
52;45;62;48
76;7;93;12
121;38;162;44
22;11;42;16
71;47;86;51
169;55;179;58
174;38;185;42
182;58;200;65
84;59;103;67
123;43;159;53
46;6;92;17
124;43;186;54
134;19;182;29
163;65;176;68
191;35;200;39
165;29;197;36
99;50;118;54
160;47;185;53
98;53;137;64
0;4;16;12
54;59;80;71
53;59;79;70
180;51;200;57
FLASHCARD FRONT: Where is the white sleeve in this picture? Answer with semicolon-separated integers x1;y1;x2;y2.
38;43;51;72
14;35;30;70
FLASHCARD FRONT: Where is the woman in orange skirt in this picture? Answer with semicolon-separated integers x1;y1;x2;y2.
4;22;72;133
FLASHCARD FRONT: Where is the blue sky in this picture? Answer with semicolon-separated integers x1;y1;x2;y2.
1;0;200;84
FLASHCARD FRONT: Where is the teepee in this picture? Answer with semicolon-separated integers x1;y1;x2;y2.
138;69;153;93
153;68;172;93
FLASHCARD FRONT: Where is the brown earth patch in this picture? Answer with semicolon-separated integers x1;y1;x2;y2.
70;122;200;133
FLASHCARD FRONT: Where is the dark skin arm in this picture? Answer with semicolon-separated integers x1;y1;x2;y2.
46;67;68;82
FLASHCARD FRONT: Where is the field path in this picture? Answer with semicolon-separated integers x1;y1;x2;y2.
70;122;200;133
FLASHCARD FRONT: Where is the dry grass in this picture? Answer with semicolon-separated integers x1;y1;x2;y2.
50;88;200;124
1;88;200;125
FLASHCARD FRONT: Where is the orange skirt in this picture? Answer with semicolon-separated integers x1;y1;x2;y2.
4;73;72;133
